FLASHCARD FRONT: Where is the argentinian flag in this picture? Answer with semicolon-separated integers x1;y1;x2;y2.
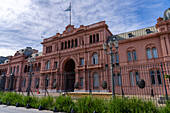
65;5;71;11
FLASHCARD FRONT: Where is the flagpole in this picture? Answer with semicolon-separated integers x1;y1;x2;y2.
70;2;71;25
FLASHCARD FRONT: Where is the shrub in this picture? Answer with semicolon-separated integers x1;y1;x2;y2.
22;96;39;108
75;96;107;113
53;95;74;112
107;98;159;113
38;96;54;110
159;100;170;113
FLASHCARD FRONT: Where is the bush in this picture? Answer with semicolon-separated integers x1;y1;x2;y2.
107;98;159;113
53;95;74;112
75;96;107;113
22;96;39;108
38;96;54;110
159;101;170;113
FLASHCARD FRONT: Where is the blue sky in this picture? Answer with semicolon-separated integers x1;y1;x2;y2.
0;0;169;57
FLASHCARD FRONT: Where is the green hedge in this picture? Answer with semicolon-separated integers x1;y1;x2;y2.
0;91;169;113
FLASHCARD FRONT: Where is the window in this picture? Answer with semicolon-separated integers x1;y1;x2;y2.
30;78;32;87
71;40;74;48
156;70;162;84
112;55;115;64
93;73;99;87
130;72;135;86
152;48;158;58
92;53;98;64
96;33;99;42
68;40;70;48
128;51;132;62
80;58;84;66
46;46;52;53
117;73;121;86
80;77;83;86
46;61;50;70
65;41;67;49
93;34;95;43
128;33;133;38
53;79;56;83
14;67;16;73
146;29;151;34
23;79;26;87
55;62;58;69
150;70;156;85
133;51;137;61
135;71;139;84
45;77;49;87
146;48;152;59
115;53;119;63
75;39;78;47
61;42;64;50
10;68;12;73
113;73;116;86
36;66;40;71
89;35;92;44
35;78;38;87
17;66;19;73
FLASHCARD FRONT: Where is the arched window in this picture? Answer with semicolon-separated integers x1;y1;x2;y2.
128;51;132;62
61;42;64;50
92;53;98;64
75;39;78;47
93;34;95;43
96;33;99;42
68;40;70;48
152;47;158;58
89;35;92;44
71;39;74;48
46;61;50;70
132;50;137;61
65;41;67;49
146;48;152;59
93;72;99;87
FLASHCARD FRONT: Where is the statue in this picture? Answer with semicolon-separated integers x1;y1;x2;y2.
163;8;170;20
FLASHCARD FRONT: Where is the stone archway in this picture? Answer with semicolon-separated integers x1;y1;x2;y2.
64;59;75;92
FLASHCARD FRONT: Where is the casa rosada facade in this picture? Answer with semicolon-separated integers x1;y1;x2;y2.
0;9;170;95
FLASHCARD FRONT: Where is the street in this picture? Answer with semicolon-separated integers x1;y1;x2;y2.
0;105;53;113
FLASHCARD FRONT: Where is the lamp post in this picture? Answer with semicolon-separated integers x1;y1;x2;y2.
103;36;119;98
27;56;35;96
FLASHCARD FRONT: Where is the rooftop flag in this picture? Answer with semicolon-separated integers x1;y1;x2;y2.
65;3;71;25
65;5;71;11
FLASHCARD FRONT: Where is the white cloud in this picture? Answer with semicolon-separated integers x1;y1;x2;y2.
0;0;169;57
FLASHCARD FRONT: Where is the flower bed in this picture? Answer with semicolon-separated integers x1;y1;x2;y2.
0;91;169;113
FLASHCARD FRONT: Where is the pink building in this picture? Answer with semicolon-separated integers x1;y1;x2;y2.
0;8;170;96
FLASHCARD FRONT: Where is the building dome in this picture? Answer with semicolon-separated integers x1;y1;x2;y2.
163;8;170;20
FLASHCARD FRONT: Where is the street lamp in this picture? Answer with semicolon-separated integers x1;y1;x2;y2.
27;56;35;96
103;36;119;98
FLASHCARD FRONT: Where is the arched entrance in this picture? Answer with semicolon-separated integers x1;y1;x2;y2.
64;59;75;92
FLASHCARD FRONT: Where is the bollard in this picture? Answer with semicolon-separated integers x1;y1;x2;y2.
71;108;74;113
16;103;19;107
26;103;30;109
38;105;43;110
53;107;57;112
7;101;10;106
